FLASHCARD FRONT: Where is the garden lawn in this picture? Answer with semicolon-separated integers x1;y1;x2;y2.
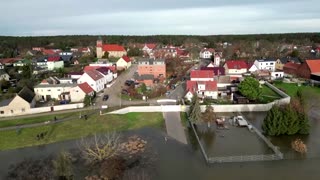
0;112;164;150
274;82;320;97
259;85;282;103
0;112;83;128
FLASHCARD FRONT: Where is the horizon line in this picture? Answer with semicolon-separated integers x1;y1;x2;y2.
0;31;319;38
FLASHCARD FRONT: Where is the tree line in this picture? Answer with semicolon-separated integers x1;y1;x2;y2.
1;33;320;58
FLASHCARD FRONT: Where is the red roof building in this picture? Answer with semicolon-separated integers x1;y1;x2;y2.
121;56;131;63
297;59;320;79
225;60;248;69
85;70;104;81
102;44;125;52
283;62;301;76
190;70;214;81
145;43;157;50
185;80;218;100
47;56;61;62
78;82;94;94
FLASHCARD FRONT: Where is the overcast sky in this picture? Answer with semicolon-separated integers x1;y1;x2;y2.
0;0;319;36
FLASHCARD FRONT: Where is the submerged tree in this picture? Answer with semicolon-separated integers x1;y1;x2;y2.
79;132;121;163
262;103;310;136
202;105;216;128
189;93;201;123
52;151;73;180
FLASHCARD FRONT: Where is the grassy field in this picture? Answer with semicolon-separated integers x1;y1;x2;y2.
0;111;88;128
0;112;164;150
273;82;320;97
259;85;282;103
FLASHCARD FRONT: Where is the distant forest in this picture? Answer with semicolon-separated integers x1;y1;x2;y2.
0;33;320;58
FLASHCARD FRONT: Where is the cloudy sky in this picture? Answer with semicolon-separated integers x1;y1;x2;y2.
0;0;319;36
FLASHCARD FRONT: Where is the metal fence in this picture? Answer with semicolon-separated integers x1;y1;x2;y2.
208;154;281;163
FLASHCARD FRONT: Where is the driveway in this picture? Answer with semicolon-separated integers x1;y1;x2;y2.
163;112;187;144
167;81;186;101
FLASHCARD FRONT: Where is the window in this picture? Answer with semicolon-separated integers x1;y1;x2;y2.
270;63;274;65
0;111;4;114
21;108;25;112
11;110;14;114
266;63;268;65
57;89;61;91
48;89;51;92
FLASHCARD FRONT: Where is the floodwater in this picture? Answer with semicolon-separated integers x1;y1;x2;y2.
0;112;320;180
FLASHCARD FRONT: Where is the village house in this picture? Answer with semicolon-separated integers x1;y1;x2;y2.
0;87;35;116
297;59;320;80
96;39;127;58
116;56;132;70
190;70;214;81
253;58;276;72
0;58;20;67
283;62;301;77
70;82;95;102
0;70;10;81
47;56;64;71
185;80;218;101
13;59;32;67
275;57;300;70
135;58;166;86
199;48;215;59
84;66;114;85
224;60;248;80
77;70;105;92
142;43;157;54
34;78;76;102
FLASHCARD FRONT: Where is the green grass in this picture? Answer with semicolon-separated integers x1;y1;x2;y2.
0;112;84;128
259;85;282;103
180;112;188;127
0;112;164;150
273;82;320;97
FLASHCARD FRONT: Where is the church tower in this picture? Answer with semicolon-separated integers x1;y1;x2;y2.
96;37;103;58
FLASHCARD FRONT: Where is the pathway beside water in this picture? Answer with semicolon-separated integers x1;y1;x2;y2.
163;112;187;144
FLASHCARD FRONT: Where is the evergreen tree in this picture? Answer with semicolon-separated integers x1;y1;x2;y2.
189;93;201;123
238;77;261;101
285;105;300;135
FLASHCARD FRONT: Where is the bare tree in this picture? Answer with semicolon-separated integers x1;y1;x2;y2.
52;150;73;180
202;105;216;128
79;132;121;163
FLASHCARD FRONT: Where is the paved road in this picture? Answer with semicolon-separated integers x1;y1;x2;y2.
163;112;187;144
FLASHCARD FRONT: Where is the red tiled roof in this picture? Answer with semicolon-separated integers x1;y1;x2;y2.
68;72;84;76
201;48;215;53
190;70;214;79
305;59;320;73
121;56;131;63
200;67;225;76
186;81;197;94
41;79;48;84
283;62;300;70
78;82;94;94
186;80;217;93
43;49;60;55
145;43;157;49
225;60;248;69
102;44;126;52
85;70;104;81
0;58;20;64
47;56;61;62
83;66;98;72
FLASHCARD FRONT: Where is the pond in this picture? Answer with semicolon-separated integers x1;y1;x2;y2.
0;112;320;179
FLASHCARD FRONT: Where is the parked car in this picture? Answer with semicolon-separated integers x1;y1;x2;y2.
125;80;135;86
60;100;69;104
102;94;109;101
